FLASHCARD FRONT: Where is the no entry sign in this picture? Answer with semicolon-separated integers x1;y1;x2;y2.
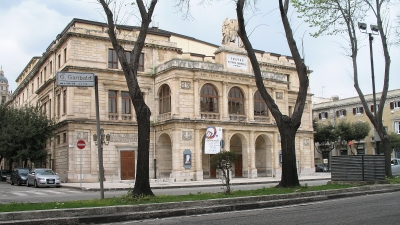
77;140;86;149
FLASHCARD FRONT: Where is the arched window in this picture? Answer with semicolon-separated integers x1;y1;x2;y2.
200;84;218;112
228;87;244;115
254;90;268;116
159;84;171;114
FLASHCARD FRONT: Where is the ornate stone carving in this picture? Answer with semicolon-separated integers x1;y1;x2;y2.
181;81;191;89
276;92;284;99
222;18;243;48
182;131;192;141
110;133;138;143
304;139;309;146
76;132;88;142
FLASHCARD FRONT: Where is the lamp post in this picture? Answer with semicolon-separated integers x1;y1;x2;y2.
358;22;379;118
358;22;380;154
93;127;110;199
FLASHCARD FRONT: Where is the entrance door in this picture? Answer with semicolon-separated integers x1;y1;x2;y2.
235;155;242;177
210;155;216;178
121;151;135;180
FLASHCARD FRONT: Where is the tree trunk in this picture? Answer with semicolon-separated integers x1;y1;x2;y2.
99;0;157;197
131;103;154;196
277;118;300;187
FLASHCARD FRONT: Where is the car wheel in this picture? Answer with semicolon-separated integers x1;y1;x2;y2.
26;180;30;187
34;180;39;188
56;185;61;188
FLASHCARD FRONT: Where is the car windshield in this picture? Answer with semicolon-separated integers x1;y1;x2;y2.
18;169;29;175
35;169;55;175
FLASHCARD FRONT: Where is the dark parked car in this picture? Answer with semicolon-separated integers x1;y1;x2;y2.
0;170;12;181
10;168;30;186
315;164;328;172
27;168;61;188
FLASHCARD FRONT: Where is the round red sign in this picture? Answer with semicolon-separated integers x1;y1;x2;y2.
77;140;86;149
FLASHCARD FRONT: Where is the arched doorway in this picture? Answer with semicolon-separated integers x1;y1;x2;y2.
156;133;172;178
230;133;247;177
255;134;273;177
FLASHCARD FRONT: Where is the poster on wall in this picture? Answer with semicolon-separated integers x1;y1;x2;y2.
204;127;223;154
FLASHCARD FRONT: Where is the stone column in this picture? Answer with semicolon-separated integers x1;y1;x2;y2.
222;82;228;121
223;128;230;152
171;128;181;180
171;78;179;118
194;128;203;180
249;131;257;178
248;85;254;122
194;79;200;119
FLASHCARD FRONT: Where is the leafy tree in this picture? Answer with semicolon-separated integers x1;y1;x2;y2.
292;0;394;177
389;132;400;154
314;122;339;168
98;0;157;197
0;105;56;168
352;121;371;151
210;150;237;194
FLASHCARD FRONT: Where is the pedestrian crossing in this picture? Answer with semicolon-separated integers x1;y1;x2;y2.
3;189;82;197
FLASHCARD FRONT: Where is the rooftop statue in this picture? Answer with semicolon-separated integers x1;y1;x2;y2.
221;18;243;48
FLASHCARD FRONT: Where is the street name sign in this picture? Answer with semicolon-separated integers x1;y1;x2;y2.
56;72;95;87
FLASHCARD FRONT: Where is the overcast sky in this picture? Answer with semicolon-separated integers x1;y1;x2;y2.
0;0;399;101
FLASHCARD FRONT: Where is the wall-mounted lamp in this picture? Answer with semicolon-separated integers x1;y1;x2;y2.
93;127;111;146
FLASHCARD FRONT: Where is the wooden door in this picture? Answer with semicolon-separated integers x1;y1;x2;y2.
120;151;135;180
209;155;216;178
235;155;243;177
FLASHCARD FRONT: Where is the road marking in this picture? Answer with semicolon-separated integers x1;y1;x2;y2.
44;190;64;195
10;192;28;196
24;191;47;195
66;190;82;194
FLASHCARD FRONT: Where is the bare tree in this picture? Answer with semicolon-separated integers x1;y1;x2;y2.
98;0;157;197
236;0;309;187
292;0;393;177
175;0;310;187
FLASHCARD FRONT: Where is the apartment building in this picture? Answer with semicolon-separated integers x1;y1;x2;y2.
313;90;400;163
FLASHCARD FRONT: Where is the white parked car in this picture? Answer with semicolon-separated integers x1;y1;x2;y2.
26;168;61;188
391;159;400;177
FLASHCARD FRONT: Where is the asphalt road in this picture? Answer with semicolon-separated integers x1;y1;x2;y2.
105;191;400;225
0;180;328;203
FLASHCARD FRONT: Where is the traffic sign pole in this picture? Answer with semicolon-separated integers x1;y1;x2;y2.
95;76;105;199
77;140;86;189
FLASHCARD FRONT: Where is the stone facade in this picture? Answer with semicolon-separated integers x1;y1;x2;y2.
7;18;314;183
313;89;400;164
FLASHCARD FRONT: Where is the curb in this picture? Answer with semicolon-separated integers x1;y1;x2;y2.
1;184;399;224
64;178;332;192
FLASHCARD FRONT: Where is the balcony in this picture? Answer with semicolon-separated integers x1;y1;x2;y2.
108;113;119;121
158;112;171;121
201;113;220;120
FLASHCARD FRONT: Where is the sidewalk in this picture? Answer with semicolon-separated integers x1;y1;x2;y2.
62;173;332;191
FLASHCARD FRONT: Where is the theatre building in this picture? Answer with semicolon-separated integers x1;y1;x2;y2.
8;18;314;182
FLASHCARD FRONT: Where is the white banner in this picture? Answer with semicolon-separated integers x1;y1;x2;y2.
204;127;223;154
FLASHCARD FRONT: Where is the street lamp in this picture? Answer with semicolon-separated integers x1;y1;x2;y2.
358;22;380;154
358;22;379;118
93;127;110;199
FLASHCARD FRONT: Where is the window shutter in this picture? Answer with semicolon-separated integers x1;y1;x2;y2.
336;111;339;117
370;105;374;112
390;102;394;109
343;110;346;116
325;112;328;118
360;107;364;113
319;113;321;120
353;108;356;115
